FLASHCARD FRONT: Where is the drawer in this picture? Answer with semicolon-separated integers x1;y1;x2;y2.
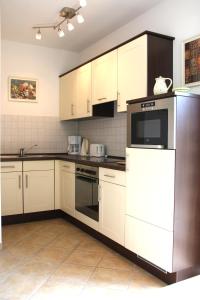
0;161;22;172
125;215;173;272
23;160;54;171
99;167;126;186
60;161;75;173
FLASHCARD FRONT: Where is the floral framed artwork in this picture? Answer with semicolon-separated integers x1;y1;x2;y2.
9;77;38;102
182;35;200;87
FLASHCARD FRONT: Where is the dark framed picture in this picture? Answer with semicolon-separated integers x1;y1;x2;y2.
182;35;200;87
9;76;38;102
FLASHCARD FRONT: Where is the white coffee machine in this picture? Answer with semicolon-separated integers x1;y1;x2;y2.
67;136;82;155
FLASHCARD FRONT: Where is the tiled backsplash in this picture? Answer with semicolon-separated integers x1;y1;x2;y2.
0;115;78;154
1;104;127;156
77;103;127;157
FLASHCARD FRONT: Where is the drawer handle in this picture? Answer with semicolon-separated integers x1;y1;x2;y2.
25;174;28;188
1;165;15;168
18;175;22;189
63;165;70;168
87;99;90;113
97;97;107;101
104;174;116;178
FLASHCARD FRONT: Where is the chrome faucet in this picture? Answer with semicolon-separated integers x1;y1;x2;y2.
19;144;38;157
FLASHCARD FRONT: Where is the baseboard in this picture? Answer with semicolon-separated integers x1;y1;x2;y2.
1;210;63;225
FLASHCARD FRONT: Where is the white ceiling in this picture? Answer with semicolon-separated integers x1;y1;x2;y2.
1;0;162;52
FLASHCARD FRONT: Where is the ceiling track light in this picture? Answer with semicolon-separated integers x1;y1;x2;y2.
32;0;87;40
77;13;84;24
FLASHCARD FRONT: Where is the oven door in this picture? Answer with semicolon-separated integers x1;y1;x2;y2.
127;98;176;149
75;174;99;221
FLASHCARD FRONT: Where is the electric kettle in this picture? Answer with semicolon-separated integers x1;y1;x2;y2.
80;138;89;156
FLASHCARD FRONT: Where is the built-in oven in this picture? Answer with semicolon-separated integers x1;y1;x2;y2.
75;164;99;222
127;97;176;149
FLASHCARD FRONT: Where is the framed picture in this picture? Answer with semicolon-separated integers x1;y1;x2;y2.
182;35;200;87
9;76;38;102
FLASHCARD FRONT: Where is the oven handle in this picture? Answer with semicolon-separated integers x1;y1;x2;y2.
76;174;98;184
130;144;165;149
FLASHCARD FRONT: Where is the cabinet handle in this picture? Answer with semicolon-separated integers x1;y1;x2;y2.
117;91;120;107
126;154;129;172
1;165;15;169
98;185;102;202
25;174;28;188
63;165;70;169
87;99;90;113
18;175;21;189
71;104;74;116
97;97;107;101
104;174;116;178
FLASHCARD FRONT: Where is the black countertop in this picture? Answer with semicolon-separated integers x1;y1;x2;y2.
0;153;126;171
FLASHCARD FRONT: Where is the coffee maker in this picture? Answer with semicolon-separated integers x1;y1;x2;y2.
67;136;82;155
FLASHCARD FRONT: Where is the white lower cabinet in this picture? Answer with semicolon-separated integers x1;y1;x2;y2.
125;215;173;272
23;170;54;213
1;171;23;216
23;160;54;213
99;168;126;245
60;161;75;217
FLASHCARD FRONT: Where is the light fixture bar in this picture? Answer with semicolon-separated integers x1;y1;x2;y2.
33;2;87;39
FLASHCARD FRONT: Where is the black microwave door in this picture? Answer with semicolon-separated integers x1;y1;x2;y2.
131;109;168;147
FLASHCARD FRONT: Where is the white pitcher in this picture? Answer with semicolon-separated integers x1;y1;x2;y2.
153;76;172;95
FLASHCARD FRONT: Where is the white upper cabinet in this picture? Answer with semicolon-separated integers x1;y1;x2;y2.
59;70;77;120
117;35;147;112
76;63;92;118
92;50;117;105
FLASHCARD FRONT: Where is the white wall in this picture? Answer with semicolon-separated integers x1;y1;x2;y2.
80;0;200;94
1;40;79;116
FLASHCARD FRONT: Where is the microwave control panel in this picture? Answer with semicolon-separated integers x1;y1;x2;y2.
141;101;155;111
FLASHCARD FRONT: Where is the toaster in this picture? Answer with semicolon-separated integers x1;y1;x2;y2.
90;144;105;157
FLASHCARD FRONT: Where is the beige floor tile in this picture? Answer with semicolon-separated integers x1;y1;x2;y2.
51;262;95;284
88;267;133;290
8;239;44;259
66;249;104;267
48;233;82;249
76;237;111;254
79;286;127;300
21;231;57;246
31;278;84;300
15;259;55;278
98;252;136;271
128;270;166;291
34;246;73;265
0;272;46;300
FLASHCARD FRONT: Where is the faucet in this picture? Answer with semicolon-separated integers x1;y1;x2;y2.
19;144;38;157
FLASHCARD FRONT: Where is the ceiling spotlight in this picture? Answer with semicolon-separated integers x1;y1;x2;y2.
79;0;87;7
35;29;42;40
77;13;84;24
57;28;65;38
67;21;74;32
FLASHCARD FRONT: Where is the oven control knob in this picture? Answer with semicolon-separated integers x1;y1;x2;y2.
76;168;80;171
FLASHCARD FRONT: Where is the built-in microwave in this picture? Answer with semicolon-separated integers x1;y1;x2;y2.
127;97;176;149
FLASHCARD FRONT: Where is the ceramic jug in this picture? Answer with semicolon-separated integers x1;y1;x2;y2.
153;76;172;95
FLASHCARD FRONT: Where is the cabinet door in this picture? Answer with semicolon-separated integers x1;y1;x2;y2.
99;181;125;245
1;172;23;216
92;50;117;105
77;63;92;118
59;70;77;120
126;148;175;231
117;35;147;112
23;170;54;213
125;215;173;272
60;169;75;217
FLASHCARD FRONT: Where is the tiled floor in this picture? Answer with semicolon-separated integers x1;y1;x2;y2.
0;219;166;299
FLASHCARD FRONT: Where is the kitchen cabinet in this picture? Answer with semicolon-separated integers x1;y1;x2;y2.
60;161;75;217
117;35;147;112
23;161;54;213
92;50;117;105
125;147;175;271
59;69;77;120
1;162;23;216
99;168;126;245
76;63;92;118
